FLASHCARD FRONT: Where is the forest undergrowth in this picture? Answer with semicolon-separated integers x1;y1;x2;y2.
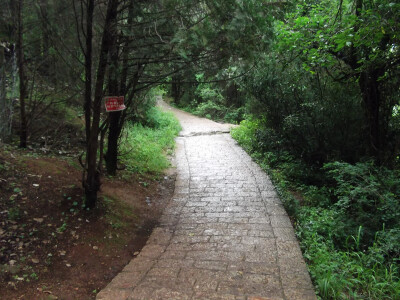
231;120;400;299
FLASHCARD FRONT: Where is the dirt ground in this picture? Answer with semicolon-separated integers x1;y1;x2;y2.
0;145;176;299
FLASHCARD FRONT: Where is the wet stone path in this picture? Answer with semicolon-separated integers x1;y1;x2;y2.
97;102;316;300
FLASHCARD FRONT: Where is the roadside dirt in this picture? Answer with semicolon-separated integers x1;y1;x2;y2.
0;146;175;299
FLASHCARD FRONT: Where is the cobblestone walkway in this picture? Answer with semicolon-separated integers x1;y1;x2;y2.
97;102;316;300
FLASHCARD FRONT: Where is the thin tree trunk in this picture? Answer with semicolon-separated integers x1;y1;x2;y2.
359;69;385;161
84;0;94;145
105;111;121;175
17;0;27;148
84;0;119;208
105;1;133;175
0;48;6;141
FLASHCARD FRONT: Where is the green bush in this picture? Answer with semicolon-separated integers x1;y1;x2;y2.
243;56;367;165
193;100;226;120
297;208;400;299
324;161;400;248
120;107;181;174
231;118;260;152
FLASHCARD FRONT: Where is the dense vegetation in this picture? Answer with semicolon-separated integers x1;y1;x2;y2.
1;0;400;298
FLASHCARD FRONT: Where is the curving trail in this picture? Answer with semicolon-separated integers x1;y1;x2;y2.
97;101;316;300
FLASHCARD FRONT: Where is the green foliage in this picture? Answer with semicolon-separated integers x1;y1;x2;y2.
324;161;400;247
231;119;400;299
120;107;181;174
175;76;246;124
276;0;400;75
231;119;259;152
193;101;225;120
297;208;400;299
241;55;366;165
130;88;164;126
273;0;400;160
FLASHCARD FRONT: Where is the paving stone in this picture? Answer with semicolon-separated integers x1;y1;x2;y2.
146;227;173;245
217;276;283;297
193;260;228;271
122;257;154;273
106;271;143;289
273;227;298;241
96;288;132;300
160;250;187;259
96;102;315;300
270;215;292;228
280;271;314;289
137;244;165;259
227;262;279;275
191;292;237;300
186;250;245;262
248;229;275;238
156;258;195;269
283;288;318;300
147;266;180;278
276;241;304;260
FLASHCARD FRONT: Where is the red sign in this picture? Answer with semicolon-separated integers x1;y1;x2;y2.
105;96;126;112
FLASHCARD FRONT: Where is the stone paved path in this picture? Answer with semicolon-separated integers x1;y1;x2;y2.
97;102;316;300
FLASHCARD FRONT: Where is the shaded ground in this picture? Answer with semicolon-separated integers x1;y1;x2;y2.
0;146;175;299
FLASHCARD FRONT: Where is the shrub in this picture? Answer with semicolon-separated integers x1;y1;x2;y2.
324;161;400;248
119;108;181;174
193;100;226;120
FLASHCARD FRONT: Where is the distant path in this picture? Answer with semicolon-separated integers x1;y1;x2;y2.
97;101;316;300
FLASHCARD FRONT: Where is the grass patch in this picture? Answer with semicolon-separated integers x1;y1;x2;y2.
120;107;181;175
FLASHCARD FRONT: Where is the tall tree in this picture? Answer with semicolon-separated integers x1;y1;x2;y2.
276;0;400;162
82;0;119;208
16;0;27;148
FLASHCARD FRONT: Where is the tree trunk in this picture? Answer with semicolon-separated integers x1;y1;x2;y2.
171;75;181;105
105;1;134;175
105;111;122;175
0;48;6;142
84;0;94;145
38;0;51;78
17;0;27;148
84;0;119;208
358;68;385;161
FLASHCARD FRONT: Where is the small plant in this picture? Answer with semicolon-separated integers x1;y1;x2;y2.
30;272;39;280
8;207;21;220
110;221;122;229
57;222;67;233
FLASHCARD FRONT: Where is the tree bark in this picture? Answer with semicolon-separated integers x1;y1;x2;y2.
171;74;182;105
84;0;119;208
84;0;94;145
359;68;385;160
105;111;122;175
105;0;134;175
0;48;6;141
17;0;27;148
